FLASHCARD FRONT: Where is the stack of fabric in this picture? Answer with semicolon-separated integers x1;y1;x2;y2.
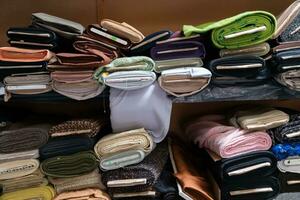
270;114;300;193
38;117;110;199
0;119;54;199
185;107;289;200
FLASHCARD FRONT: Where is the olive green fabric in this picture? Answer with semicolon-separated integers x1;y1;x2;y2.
0;185;55;200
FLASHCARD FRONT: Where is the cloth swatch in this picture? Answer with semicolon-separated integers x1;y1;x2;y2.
53;188;111;200
0;185;55;200
0;159;39;180
0;149;39;163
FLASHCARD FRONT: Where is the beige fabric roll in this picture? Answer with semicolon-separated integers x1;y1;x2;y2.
0;159;39;180
54;188;111;200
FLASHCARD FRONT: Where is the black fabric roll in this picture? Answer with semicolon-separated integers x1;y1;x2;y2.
279;171;300;193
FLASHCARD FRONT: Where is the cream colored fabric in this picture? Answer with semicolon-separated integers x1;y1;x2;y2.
0;159;39;180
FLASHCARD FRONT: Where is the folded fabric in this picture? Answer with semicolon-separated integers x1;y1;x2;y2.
0;159;39;180
272;143;300;160
39;135;94;160
0;47;53;62
220;176;280;200
49;118;105;137
270;114;300;143
73;35;119;59
110;82;172;143
55;53;108;69
102;142;168;193
276;69;300;91
183;11;276;49
279;171;300;192
219;42;270;57
0;169;48;194
40;151;98;178
51;70;93;83
274;48;300;72
0;185;55;200
7;27;58;50
111;190;157;200
275;0;300;42
154;57;203;73
229;107;289;131
209;55;269;85
48;169;105;194
0;149;39;163
53;188;111;200
171;140;215;200
206;150;277;183
159;67;211;97
185;115;272;158
273;41;300;53
32;12;84;39
101;19;145;43
129;30;172;55
278;156;300;174
150;40;205;60
86;24;131;50
52;79;105;101
0;122;49;153
4;72;52;95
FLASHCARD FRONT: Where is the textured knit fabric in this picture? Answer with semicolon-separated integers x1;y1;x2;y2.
110;82;172;143
102;142;169;194
0;185;55;200
183;11;276;49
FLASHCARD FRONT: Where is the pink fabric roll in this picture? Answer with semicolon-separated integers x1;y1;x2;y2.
185;115;272;158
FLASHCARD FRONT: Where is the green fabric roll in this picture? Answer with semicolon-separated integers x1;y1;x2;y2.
183;11;276;49
40;151;98;178
0;185;55;200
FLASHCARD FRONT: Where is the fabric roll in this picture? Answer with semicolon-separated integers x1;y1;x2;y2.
272;143;300;160
40;151;98;178
49;118;105;138
0;185;55;200
273;41;300;54
205;150;277;183
171;140;215;200
183;11;276;49
48;169;105;194
271;114;300;143
154;57;203;73
220;176;280;200
274;48;300;72
0;169;48;194
0;47;53;62
279;171;300;192
0;149;39;163
39;135;94;160
110;82;172;143
55;53;108;68
102;142;169;193
276;69;300;91
229;107;289;131
185;115;272;158
0;123;50;153
53;188;111;200
219;42;270;57
111;190;158;200
277;156;300;174
0;159;39;180
158;67;211;97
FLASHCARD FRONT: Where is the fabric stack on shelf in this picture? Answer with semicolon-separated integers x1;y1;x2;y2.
184;106;289;200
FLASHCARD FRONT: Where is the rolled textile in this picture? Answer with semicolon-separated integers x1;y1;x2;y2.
273;0;300;40
51;70;94;83
54;188;110;200
229;107;289;131
220;176;280;200
0;185;55;200
158;67;211;97
39;135;94;160
0;47;53;62
110;82;172;143
0;123;49;153
48;169;105;194
154;57;203;73
185;115;272;158
0;149;39;163
170;140;215;200
272;41;300;54
112;190;157;200
277;156;300;174
48;118;105;138
0;159;39;180
40;151;98;178
102;142;169;193
275;69;300;91
183;11;276;49
0;169;48;194
270;114;300;143
273;48;300;72
205;149;277;183
279;171;300;192
272;143;300;160
219;42;270;57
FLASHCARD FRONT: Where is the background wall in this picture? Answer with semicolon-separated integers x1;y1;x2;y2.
0;0;294;45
